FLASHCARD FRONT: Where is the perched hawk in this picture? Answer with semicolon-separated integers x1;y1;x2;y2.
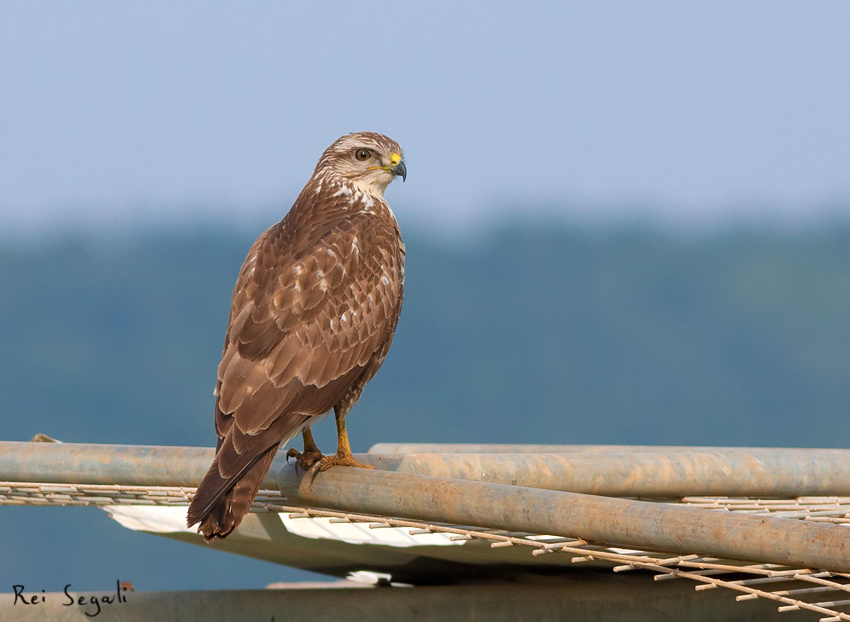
187;132;407;540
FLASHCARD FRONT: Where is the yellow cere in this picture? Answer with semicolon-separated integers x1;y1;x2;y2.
369;153;403;173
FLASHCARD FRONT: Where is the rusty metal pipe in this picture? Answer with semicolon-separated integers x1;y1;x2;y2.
359;449;850;497
276;464;850;572
369;443;842;454
3;441;850;570
0;442;216;487
369;443;689;453
4;442;850;497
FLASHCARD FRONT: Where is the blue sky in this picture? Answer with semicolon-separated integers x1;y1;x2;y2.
2;2;849;237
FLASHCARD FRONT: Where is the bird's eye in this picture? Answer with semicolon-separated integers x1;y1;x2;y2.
355;149;371;161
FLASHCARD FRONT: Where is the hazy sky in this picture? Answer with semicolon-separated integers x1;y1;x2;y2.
2;2;849;236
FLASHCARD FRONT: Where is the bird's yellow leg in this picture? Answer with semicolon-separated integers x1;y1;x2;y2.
286;427;324;470
318;410;375;471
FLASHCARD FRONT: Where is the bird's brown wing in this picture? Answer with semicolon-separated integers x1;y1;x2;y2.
188;213;403;529
218;214;403;434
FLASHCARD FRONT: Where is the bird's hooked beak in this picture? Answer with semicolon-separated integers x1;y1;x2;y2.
368;151;407;182
389;152;407;182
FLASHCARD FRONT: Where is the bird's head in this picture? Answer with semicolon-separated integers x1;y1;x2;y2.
315;132;406;196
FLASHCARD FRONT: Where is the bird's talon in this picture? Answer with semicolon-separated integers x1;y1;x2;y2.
287;448;325;471
317;454;376;471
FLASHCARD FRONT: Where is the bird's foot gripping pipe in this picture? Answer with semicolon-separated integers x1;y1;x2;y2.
285;447;325;472
316;452;376;472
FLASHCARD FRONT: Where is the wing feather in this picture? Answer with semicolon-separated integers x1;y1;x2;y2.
216;211;403;438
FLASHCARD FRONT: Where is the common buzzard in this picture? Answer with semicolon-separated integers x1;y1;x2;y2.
187;132;407;540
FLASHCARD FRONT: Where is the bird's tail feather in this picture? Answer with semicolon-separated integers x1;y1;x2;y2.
187;443;279;541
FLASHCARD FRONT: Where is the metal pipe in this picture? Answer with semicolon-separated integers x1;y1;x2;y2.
0;442;847;498
369;443;842;454
5;442;850;498
3;441;850;570
358;449;850;497
369;443;690;453
276;464;850;573
0;442;216;487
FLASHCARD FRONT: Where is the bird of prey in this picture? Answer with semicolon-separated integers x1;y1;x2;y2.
187;132;407;541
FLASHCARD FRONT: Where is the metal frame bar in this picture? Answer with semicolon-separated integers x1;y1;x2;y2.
361;449;850;497
3;441;850;572
369;443;738;453
4;441;850;497
274;463;850;573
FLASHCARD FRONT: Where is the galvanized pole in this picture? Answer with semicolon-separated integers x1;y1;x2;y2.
358;449;850;497
4;441;850;498
2;441;850;570
370;443;847;454
276;463;850;573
